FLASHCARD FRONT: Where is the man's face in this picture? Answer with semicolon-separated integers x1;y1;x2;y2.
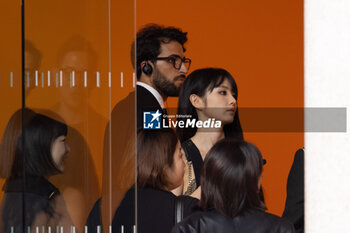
152;41;188;97
58;50;94;108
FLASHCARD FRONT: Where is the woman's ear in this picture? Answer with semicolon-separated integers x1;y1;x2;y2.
189;94;205;109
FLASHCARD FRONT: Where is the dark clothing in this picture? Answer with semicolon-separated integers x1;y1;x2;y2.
85;198;102;231
137;85;164;129
89;84;168;232
282;148;304;233
171;209;295;233
182;140;203;189
112;187;199;233
0;176;60;233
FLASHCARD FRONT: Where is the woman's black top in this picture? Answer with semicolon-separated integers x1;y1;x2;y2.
182;140;203;188
112;186;199;233
0;176;60;233
171;209;295;233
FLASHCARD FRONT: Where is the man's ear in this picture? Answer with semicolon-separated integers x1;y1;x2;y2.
141;61;154;74
189;94;205;109
140;61;147;69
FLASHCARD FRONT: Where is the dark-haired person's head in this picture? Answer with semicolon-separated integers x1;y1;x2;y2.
177;68;243;142
57;36;98;109
133;24;190;98
200;140;266;218
0;108;70;178
137;128;185;191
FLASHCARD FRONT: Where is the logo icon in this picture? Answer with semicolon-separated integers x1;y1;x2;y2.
143;110;162;129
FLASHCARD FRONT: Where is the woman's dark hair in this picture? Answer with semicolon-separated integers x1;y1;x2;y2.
200;139;266;218
0;108;68;178
134;24;188;79
176;68;243;142
137;128;178;190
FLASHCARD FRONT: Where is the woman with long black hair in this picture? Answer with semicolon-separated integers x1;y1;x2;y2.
172;140;295;233
177;68;243;195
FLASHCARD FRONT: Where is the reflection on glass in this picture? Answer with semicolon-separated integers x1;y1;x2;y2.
24;40;42;97
47;36;102;231
0;109;74;233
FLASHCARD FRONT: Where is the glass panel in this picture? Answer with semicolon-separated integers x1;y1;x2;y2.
0;0;23;232
101;1;136;232
1;1;135;233
23;0;110;231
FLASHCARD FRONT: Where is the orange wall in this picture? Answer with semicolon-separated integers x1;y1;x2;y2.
0;0;302;219
137;0;304;215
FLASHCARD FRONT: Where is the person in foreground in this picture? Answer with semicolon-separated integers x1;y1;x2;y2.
111;129;199;233
171;139;295;233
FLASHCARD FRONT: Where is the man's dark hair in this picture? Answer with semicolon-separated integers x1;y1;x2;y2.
200;140;266;218
133;24;188;79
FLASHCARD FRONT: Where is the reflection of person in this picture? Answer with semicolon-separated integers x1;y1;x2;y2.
56;35;99;122
111;129;198;233
0;109;73;233
49;36;102;231
135;24;190;128
282;148;304;233
171;140;295;233
24;40;42;96
176;68;243;194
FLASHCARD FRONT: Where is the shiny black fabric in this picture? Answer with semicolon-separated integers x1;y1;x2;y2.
171;210;295;233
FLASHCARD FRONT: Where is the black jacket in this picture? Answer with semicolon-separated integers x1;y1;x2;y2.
1;176;60;233
137;85;164;129
112;187;199;233
86;187;199;233
171;209;295;233
282;148;304;233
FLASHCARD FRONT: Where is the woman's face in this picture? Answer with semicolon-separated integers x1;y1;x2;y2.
165;141;185;190
201;78;237;124
51;135;70;172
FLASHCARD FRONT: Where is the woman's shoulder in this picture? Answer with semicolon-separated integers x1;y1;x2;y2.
181;140;198;154
172;210;295;233
240;210;295;233
181;139;202;164
3;176;59;199
171;210;233;233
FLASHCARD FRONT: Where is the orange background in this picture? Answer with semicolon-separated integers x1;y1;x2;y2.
137;0;304;215
0;0;134;229
0;0;302;220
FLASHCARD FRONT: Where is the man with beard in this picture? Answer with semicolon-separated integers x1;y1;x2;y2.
135;24;190;128
86;24;190;232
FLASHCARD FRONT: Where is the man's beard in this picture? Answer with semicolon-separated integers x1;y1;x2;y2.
152;68;184;97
